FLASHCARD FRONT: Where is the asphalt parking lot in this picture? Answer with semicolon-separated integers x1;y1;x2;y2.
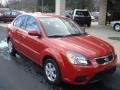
0;22;120;90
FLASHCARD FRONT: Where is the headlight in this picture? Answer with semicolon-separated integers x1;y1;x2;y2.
66;51;88;65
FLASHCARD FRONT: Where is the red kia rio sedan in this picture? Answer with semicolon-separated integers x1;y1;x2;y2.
6;13;117;85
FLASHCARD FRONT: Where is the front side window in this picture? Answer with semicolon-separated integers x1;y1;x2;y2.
40;17;85;37
26;17;40;32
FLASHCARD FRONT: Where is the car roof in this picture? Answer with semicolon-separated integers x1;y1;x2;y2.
20;12;66;18
74;9;88;11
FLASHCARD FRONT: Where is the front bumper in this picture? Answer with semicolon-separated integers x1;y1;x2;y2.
62;56;117;85
89;66;116;83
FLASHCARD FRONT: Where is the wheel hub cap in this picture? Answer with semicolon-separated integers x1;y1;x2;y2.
115;25;120;31
45;63;56;82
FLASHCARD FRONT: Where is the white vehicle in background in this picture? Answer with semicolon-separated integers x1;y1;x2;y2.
111;21;120;31
91;15;95;21
65;9;91;27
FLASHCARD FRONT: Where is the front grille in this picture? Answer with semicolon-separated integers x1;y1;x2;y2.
90;66;116;83
96;54;113;64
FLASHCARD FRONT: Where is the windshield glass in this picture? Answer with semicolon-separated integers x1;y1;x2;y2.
40;17;85;37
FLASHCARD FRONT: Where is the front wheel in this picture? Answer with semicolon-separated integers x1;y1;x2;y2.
8;39;16;56
44;59;61;85
113;23;120;32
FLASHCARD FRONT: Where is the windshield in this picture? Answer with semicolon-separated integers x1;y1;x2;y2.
40;17;85;37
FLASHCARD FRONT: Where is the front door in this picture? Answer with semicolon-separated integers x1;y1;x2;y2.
20;16;45;64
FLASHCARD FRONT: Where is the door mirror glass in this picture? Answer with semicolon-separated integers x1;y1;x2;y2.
28;30;40;36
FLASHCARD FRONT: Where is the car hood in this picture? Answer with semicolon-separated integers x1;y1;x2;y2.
47;35;113;59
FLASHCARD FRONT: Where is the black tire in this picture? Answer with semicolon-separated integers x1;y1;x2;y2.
44;58;61;85
8;39;16;56
113;23;120;32
87;23;91;27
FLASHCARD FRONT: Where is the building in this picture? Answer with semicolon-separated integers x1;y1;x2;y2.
97;0;120;25
55;0;120;25
108;0;120;21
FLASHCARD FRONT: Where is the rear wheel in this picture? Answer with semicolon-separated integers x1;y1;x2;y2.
113;23;120;32
44;58;61;85
8;39;16;56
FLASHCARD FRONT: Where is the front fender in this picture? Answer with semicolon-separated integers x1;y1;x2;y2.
39;48;65;69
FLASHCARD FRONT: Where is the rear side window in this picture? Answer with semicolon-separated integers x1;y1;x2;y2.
13;15;27;29
13;16;23;27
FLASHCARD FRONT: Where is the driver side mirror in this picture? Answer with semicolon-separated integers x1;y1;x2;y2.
28;30;40;36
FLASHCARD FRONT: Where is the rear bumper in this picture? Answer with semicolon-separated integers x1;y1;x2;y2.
74;17;91;25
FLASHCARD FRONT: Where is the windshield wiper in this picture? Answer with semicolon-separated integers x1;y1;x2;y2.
48;33;84;38
65;33;82;36
48;35;66;38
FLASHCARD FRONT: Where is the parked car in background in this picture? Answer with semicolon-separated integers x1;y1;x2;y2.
6;13;117;85
0;9;25;22
66;9;91;27
91;15;95;21
111;21;120;31
90;12;99;20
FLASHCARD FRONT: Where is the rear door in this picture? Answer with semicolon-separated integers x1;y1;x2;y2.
11;15;26;51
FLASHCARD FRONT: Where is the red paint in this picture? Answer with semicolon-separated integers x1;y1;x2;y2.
6;14;117;85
